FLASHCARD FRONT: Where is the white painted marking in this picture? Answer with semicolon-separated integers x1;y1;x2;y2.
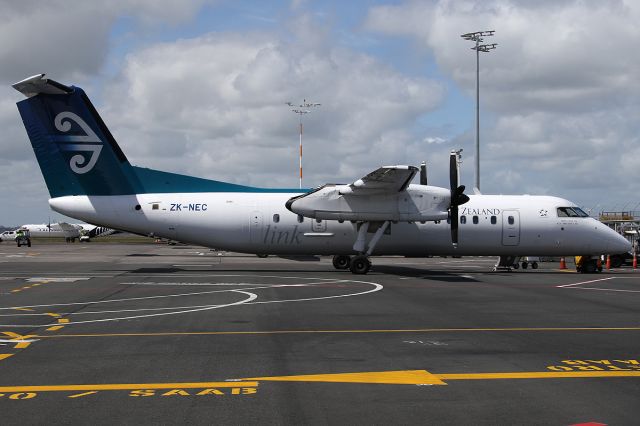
0;290;257;327
0;339;38;344
0;274;383;327
556;277;615;288
27;277;91;283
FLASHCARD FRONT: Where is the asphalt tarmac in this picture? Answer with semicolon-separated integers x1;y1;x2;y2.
0;243;638;425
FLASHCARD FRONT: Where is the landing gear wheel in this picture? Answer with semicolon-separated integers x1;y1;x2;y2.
522;262;528;269
532;262;538;269
349;255;371;275
332;255;351;270
27;240;31;247
256;254;268;258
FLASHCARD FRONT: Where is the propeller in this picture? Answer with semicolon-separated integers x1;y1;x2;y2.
449;152;470;246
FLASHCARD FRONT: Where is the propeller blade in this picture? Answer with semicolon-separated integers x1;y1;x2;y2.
450;205;459;246
449;153;458;192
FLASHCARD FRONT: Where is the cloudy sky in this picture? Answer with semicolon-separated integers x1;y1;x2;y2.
1;0;638;226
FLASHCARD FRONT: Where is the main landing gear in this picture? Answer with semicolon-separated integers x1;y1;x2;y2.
332;220;390;275
332;255;372;274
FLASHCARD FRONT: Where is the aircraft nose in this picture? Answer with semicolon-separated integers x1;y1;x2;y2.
607;231;632;253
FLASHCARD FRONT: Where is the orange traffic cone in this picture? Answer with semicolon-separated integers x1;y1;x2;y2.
633;253;637;270
559;257;567;270
606;255;611;270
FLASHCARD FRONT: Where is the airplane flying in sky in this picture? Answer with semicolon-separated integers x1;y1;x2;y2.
12;74;631;273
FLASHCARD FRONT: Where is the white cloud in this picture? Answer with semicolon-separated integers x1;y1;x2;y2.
101;29;445;188
365;0;640;208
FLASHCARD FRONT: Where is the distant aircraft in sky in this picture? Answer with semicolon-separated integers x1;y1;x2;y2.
11;74;630;273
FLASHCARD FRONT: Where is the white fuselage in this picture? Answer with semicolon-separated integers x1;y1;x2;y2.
48;192;630;256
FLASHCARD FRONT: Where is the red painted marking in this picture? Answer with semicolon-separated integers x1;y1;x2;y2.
570;422;607;426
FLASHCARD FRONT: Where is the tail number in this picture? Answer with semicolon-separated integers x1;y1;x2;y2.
54;111;103;174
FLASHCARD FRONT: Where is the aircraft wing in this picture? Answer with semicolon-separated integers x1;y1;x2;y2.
344;166;418;195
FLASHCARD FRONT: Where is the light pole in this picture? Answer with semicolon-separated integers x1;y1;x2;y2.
286;100;321;189
461;30;497;191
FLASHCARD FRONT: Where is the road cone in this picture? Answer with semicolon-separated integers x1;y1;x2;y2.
559;257;567;270
633;253;637;270
606;255;611;270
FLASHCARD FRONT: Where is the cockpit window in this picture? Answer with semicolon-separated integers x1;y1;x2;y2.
557;207;589;218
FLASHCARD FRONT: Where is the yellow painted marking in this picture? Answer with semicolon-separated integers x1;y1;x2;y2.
0;382;257;393
244;370;445;385
46;326;64;332
57;318;69;324
31;283;41;286
0;354;14;361
437;371;640;381
45;313;61;318
68;391;98;398
10;290;21;293
13;308;33;312
28;326;640;339
2;332;36;349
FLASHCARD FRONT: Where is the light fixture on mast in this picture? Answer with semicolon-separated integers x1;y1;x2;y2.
461;30;497;192
286;99;321;189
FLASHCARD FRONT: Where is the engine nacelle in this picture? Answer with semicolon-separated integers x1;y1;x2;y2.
286;184;450;222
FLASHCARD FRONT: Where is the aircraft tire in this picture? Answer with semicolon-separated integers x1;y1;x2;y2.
27;240;31;247
532;262;538;269
332;255;351;270
349;255;371;274
522;262;528;269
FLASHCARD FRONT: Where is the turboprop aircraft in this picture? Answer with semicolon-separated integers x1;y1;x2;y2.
12;74;631;274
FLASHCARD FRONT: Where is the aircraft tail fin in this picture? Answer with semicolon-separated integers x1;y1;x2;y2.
13;74;141;197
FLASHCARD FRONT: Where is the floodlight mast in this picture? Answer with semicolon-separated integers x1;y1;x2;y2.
461;30;497;192
286;100;321;189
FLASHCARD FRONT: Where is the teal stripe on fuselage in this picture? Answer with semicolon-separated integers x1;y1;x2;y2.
132;166;306;194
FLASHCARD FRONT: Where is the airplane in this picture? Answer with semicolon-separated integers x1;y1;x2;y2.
11;74;631;273
0;222;114;242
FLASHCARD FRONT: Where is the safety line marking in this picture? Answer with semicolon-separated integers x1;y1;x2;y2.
437;371;640;381
0;382;258;393
557;277;614;288
0;354;13;361
23;326;640;339
46;326;64;332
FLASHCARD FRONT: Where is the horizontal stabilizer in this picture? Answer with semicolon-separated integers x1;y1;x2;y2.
12;74;73;98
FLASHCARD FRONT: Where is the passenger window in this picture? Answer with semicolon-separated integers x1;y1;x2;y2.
297;214;304;223
473;215;478;224
490;216;497;225
273;214;280;223
460;215;466;224
508;216;514;225
152;204;159;210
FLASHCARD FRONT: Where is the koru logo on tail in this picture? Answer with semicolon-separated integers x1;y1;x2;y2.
54;111;103;174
